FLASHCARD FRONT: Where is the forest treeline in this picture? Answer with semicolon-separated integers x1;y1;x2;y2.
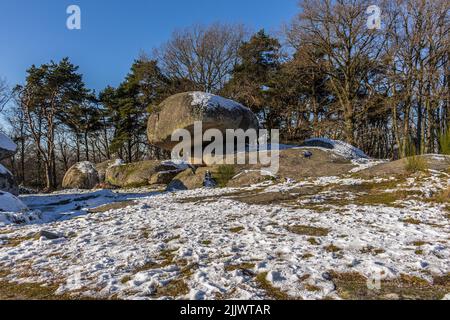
0;0;449;190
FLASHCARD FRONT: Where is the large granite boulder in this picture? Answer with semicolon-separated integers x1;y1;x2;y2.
0;132;17;161
147;92;259;152
0;164;19;196
62;161;100;189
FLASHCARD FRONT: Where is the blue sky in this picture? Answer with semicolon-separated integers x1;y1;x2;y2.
0;0;299;92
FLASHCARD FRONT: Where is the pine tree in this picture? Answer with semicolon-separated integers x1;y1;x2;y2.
222;30;282;127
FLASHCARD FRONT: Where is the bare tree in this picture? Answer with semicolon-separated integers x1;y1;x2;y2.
155;23;246;93
0;77;10;112
286;0;390;145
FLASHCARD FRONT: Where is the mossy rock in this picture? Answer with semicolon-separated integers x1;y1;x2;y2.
147;92;259;151
149;170;183;185
105;161;182;188
105;160;162;188
95;159;124;182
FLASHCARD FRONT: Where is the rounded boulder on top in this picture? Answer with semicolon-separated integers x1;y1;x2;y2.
147;92;259;152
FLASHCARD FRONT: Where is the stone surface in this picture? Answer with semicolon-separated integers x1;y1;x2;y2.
62;162;100;190
95;159;124;183
149;170;183;186
147;92;259;151
0;164;19;196
105;160;181;188
0;132;17;161
166;167;219;191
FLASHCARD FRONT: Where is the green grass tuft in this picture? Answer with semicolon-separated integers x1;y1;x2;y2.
215;165;236;188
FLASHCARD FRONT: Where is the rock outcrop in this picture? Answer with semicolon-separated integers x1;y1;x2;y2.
0;164;19;196
167;167;218;191
147;92;259;152
300;138;369;160
105;160;183;188
62;162;100;189
0;133;18;196
0;132;17;161
95;159;124;183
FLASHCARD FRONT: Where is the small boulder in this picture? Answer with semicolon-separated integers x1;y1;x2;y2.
62;161;99;190
166;167;218;191
149;170;182;185
0;164;19;196
95;159;124;183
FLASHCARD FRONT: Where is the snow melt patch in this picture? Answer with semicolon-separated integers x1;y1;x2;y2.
0;132;16;152
190;92;250;112
304;138;369;160
74;161;97;174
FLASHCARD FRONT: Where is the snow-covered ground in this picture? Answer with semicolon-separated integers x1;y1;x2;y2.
0;170;448;300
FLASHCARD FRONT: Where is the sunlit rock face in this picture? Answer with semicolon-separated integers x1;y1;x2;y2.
147;92;259;156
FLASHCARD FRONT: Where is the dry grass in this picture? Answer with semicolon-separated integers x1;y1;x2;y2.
229;226;245;233
329;271;450;300
215;165;236;188
401;217;422;225
433;186;450;204
405;155;428;173
255;272;296;300
287;225;330;237
224;262;255;272
324;244;342;253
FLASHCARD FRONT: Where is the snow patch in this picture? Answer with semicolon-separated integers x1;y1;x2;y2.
0;132;16;152
161;160;192;171
190;92;250;112
74;161;97;174
304;138;369;160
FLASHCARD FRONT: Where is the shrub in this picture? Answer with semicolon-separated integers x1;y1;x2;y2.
215;165;236;188
434;186;450;204
405;155;428;173
439;128;450;172
404;140;428;173
439;128;450;155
